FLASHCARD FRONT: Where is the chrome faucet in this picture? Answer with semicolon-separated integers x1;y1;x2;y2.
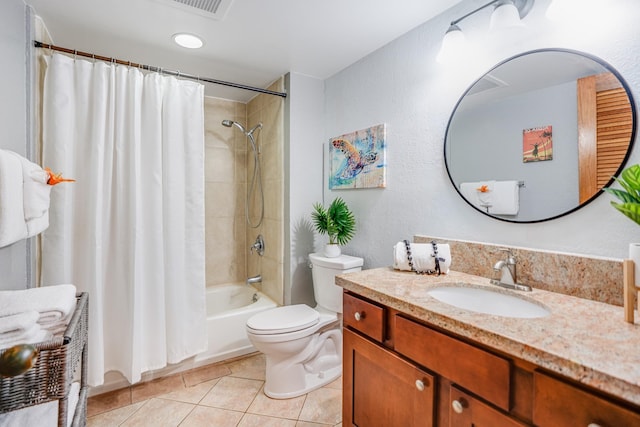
490;248;532;291
246;275;262;286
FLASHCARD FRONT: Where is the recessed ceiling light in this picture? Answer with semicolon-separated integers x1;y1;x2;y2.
172;33;204;49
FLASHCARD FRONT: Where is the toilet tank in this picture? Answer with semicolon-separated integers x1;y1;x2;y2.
309;253;363;313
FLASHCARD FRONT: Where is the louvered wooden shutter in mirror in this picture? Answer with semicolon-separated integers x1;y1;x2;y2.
578;73;632;203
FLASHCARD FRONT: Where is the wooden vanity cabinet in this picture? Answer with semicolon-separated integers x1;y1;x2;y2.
343;290;640;427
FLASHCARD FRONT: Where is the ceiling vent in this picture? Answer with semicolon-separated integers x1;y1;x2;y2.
154;0;235;19
466;73;508;96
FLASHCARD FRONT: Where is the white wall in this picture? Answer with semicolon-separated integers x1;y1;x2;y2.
323;0;640;267
285;72;325;305
0;0;33;290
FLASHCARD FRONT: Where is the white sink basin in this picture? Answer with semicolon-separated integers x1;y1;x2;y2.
427;286;550;318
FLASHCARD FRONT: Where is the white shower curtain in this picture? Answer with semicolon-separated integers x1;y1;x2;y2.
41;53;206;386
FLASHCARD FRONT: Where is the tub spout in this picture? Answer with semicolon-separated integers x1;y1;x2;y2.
246;275;262;285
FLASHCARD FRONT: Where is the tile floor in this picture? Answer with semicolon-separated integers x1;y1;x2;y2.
87;353;343;426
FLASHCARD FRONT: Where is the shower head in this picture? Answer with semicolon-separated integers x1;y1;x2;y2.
222;119;262;138
221;119;247;134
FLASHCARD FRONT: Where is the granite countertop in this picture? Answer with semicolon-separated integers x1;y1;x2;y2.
336;267;640;407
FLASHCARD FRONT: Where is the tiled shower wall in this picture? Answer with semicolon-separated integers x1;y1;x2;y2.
205;77;284;305
204;97;248;286
246;78;285;305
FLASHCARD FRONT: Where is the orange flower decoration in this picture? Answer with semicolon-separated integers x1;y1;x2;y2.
476;185;490;193
45;167;76;186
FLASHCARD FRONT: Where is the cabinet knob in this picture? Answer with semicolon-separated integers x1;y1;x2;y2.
354;312;364;321
415;379;425;391
452;399;466;414
587;424;602;427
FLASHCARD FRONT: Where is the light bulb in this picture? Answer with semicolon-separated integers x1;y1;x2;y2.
490;2;524;31
436;24;466;64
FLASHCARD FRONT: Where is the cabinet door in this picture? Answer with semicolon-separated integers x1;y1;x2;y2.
343;329;435;427
449;386;529;427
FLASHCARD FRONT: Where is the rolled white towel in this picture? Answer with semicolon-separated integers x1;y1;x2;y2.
0;326;50;348
0;310;39;336
0;285;77;327
393;241;452;274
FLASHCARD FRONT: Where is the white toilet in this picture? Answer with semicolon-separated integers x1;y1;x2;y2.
246;252;363;399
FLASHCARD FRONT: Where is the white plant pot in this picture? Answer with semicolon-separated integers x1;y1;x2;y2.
324;244;341;258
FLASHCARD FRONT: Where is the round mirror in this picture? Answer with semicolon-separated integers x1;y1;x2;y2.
444;49;636;223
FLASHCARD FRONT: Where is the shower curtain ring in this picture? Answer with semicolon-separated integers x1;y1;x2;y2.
73;50;77;61
91;54;95;63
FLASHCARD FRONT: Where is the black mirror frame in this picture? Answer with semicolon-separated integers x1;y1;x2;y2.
444;48;637;223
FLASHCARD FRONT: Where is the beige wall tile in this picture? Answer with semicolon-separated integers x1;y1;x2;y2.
204;97;247;286
205;146;235;183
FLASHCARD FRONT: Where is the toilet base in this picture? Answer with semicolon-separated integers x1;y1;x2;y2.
264;361;341;399
260;327;342;399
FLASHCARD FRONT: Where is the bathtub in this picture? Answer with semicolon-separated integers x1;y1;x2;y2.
194;282;277;364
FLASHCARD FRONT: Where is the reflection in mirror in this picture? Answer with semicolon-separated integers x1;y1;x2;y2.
445;49;636;223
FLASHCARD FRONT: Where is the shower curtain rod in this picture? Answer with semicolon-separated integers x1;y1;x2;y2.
33;40;287;98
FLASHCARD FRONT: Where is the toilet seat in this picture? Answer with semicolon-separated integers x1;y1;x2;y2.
247;304;319;335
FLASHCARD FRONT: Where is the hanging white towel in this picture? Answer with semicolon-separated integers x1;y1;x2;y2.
488;180;520;215
393;242;452;274
0;149;28;247
459;180;519;215
0;149;52;248
460;180;495;212
17;154;51;235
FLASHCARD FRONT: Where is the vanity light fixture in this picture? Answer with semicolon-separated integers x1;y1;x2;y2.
172;33;204;49
436;0;534;63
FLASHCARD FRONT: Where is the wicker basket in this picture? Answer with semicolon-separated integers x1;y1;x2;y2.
0;292;88;426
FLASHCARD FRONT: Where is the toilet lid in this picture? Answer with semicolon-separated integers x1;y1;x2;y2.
247;304;319;334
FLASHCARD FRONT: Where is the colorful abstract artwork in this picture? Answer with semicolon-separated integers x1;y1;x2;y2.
523;125;553;163
329;124;386;189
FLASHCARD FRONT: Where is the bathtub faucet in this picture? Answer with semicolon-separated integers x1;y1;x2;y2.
246;275;262;286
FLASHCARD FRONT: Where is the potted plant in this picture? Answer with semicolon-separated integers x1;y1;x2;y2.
311;197;356;257
605;164;640;225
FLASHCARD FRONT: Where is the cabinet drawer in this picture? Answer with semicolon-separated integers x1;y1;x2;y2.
533;371;640;427
343;292;385;342
449;385;528;427
394;315;511;411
